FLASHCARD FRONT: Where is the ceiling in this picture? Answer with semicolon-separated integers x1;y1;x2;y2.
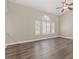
8;0;73;15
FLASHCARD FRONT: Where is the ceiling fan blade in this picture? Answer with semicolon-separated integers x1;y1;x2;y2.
61;9;64;12
69;3;73;5
56;7;62;9
68;7;73;10
67;3;73;6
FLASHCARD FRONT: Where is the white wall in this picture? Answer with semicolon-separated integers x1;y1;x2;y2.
6;1;59;44
59;11;73;39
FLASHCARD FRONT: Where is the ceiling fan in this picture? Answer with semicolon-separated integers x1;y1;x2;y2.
56;0;73;12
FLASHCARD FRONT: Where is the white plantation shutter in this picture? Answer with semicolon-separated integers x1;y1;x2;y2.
47;22;50;34
42;22;47;35
35;20;40;35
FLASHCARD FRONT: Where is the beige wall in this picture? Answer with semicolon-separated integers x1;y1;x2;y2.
6;1;59;44
6;1;73;45
59;11;73;39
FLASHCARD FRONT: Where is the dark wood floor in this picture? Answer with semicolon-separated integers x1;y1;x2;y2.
6;37;73;59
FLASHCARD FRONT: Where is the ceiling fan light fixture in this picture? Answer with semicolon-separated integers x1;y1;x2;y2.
63;6;68;9
56;0;73;12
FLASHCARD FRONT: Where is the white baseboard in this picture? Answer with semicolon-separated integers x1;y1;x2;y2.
60;35;73;39
6;35;73;48
6;36;58;48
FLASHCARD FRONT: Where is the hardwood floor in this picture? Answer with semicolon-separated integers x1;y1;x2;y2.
6;37;73;59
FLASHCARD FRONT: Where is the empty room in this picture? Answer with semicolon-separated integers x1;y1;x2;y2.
5;0;73;59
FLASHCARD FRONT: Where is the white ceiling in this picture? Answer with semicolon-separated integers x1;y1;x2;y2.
8;0;73;15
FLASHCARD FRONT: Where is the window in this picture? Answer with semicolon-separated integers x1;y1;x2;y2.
42;15;50;21
42;22;47;35
47;22;50;34
35;15;55;35
35;20;40;35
